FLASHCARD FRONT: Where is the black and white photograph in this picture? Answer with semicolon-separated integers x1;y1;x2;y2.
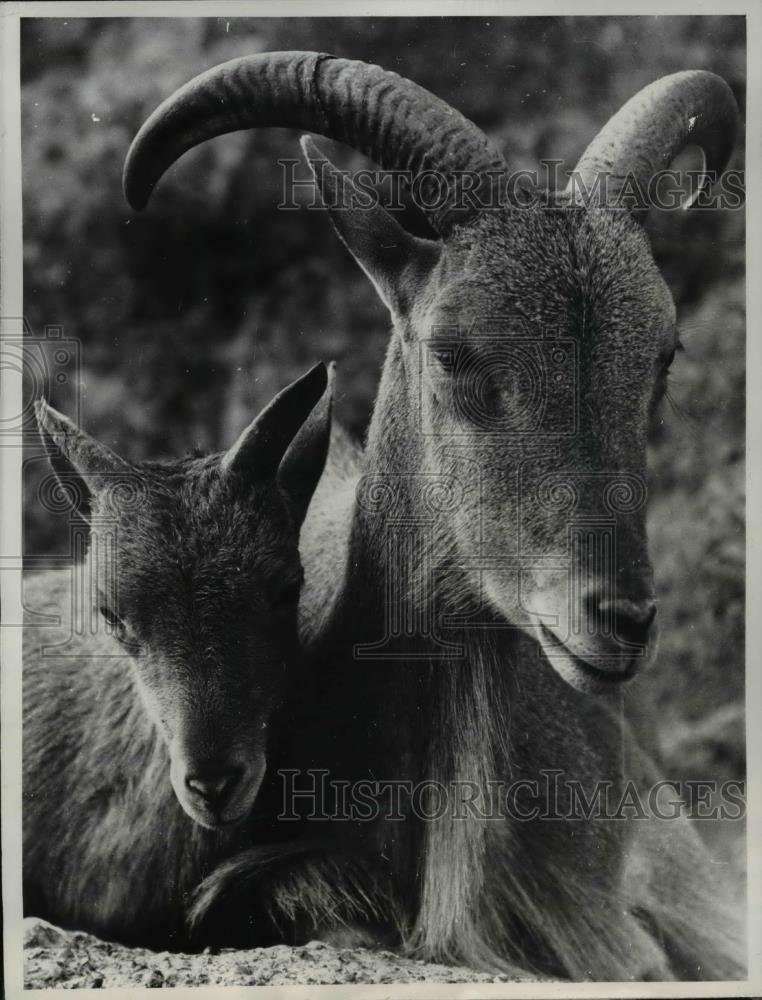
1;4;758;995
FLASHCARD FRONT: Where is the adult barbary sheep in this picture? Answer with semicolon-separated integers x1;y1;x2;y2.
122;53;743;980
23;364;333;948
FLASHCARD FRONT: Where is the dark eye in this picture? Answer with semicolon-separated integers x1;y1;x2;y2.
430;343;482;374
429;344;457;372
664;339;684;373
99;604;128;643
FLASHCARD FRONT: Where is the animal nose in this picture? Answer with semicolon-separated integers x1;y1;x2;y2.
594;597;657;647
185;768;242;810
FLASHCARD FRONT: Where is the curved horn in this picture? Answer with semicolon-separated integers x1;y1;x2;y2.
123;51;507;236
568;70;738;214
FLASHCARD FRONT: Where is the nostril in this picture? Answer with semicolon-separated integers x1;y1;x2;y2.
607;599;657;646
185;769;241;806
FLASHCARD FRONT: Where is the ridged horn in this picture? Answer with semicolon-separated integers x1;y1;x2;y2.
568;70;738;214
123;51;508;236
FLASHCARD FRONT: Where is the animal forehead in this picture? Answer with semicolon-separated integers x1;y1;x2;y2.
99;463;298;577
431;207;672;344
107;520;299;637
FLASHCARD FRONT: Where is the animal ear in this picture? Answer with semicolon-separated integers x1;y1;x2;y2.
301;136;441;319
277;362;335;528
221;363;329;505
35;399;134;520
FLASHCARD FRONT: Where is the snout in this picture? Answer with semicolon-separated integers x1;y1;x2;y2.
531;589;659;694
186;766;244;814
170;752;267;830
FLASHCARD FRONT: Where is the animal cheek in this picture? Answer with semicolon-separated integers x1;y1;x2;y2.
130;660;185;740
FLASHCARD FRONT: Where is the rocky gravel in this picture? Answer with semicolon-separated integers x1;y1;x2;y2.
24;918;533;988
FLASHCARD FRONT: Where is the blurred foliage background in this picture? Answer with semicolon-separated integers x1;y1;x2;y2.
21;17;745;789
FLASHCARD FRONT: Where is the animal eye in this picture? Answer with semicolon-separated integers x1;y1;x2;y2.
429;345;457;372
430;344;482;375
99;604;128;643
664;339;684;372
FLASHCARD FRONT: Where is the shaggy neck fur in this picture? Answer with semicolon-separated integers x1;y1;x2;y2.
190;331;745;979
300;330;747;980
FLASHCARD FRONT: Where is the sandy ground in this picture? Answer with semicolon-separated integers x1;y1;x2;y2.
23;918;535;988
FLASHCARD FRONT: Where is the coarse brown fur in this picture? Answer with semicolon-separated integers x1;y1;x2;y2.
23;367;332;949
33;57;745;980
191;194;745;980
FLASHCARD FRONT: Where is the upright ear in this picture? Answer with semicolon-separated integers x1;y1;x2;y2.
222;363;331;526
277;362;335;528
301;136;441;319
35;399;134;520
